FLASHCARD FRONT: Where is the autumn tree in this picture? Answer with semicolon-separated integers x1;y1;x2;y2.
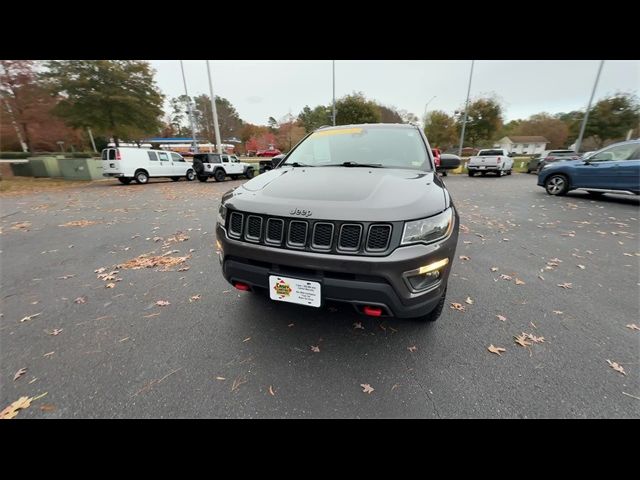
193;94;243;143
44;60;164;146
275;114;306;152
0;60;37;151
510;113;569;149
378;104;403;123
584;92;640;148
424;110;458;149
457;96;504;147
297;105;332;132
335;92;381;125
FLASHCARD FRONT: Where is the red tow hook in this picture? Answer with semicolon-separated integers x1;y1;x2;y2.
233;282;251;291
363;306;383;317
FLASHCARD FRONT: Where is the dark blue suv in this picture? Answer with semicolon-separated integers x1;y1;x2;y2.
538;140;640;197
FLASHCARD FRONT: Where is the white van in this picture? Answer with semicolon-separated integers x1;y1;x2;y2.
102;147;196;184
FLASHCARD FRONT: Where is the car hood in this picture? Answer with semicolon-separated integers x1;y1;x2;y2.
221;166;450;221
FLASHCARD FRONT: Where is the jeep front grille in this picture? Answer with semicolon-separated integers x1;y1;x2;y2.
265;218;284;245
287;221;308;248
229;212;243;238
225;210;396;256
366;224;391;251
338;224;362;251
246;215;262;242
312;223;334;250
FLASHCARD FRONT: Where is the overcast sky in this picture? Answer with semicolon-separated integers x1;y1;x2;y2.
150;60;639;125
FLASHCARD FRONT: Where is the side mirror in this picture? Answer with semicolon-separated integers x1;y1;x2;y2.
439;154;461;169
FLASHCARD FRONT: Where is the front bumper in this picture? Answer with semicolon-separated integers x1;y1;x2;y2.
216;220;458;318
467;165;500;171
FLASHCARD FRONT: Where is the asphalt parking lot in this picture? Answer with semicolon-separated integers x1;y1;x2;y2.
1;173;639;418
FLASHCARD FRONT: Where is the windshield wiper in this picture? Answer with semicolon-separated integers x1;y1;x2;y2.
285;162;314;167
322;161;384;168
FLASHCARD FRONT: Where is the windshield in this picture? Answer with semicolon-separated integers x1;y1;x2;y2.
283;126;431;170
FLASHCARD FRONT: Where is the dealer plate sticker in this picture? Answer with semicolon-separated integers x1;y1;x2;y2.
269;275;321;308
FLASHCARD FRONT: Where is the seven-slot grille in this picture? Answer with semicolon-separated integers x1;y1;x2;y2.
225;211;393;254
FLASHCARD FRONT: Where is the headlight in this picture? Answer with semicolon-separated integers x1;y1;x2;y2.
401;208;453;246
217;204;227;227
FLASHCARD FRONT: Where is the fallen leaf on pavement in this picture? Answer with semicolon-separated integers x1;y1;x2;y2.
408;345;417;353
496;315;507;322
287;323;294;327
242;337;251;342
39;404;56;412
0;392;47;420
459;255;470;261
310;345;320;353
46;329;63;336
353;322;364;330
488;345;506;356
626;324;640;331
361;384;374;394
269;385;276;396
523;332;545;343
490;267;499;272
19;312;42;323
606;360;626;376
557;283;573;289
189;294;201;302
577;265;586;270
43;351;55;357
553;310;563;315
13;368;27;381
514;334;532;347
74;296;87;304
57;274;75;280
216;377;226;381
58;220;97;227
450;303;466;312
231;376;247;392
515;278;526;285
94;267;106;274
500;274;512;281
105;283;116;289
155;300;171;307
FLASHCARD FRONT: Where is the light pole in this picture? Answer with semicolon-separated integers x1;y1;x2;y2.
206;60;223;154
179;60;199;154
458;60;475;157
332;60;336;126
87;127;97;153
574;60;605;154
423;96;437;126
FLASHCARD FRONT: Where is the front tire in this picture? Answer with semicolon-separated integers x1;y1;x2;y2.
214;169;226;182
545;174;569;196
134;170;149;184
414;288;447;322
118;177;132;185
186;169;195;181
245;167;254;179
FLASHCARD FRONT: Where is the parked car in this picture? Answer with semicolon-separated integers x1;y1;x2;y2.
216;123;461;322
259;154;286;174
102;147;195;184
192;153;254;182
256;148;282;157
537;140;640;197
528;149;579;173
467;148;514;176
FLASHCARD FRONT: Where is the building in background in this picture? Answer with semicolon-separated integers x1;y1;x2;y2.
495;136;549;155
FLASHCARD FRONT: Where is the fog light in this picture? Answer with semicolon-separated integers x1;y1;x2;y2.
404;258;449;292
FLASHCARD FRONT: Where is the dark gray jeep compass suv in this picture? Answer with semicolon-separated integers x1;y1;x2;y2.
215;124;460;321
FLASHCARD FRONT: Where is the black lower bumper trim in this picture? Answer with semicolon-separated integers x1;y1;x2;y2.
222;258;444;318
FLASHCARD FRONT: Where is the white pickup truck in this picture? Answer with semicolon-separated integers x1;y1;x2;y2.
467;148;514;177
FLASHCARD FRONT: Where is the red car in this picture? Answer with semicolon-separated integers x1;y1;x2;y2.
432;148;448;176
256;148;282;157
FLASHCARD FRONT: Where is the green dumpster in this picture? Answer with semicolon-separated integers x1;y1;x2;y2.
58;158;104;180
28;156;61;177
10;160;33;177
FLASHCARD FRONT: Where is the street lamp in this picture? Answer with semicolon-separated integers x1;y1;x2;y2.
423;96;437;124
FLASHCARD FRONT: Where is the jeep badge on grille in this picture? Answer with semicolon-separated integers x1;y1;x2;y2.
290;208;312;217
